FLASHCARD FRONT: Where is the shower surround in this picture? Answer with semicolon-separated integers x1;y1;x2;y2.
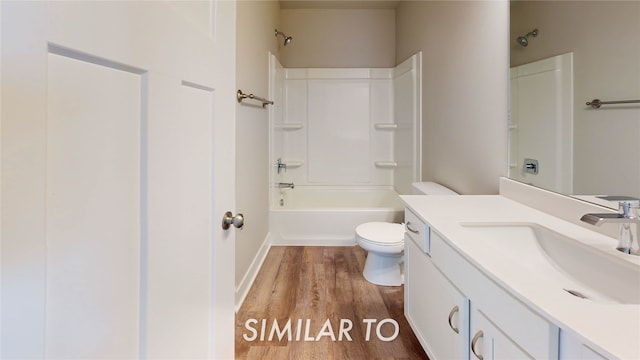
269;53;422;245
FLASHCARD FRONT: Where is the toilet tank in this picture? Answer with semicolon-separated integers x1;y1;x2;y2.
411;182;458;195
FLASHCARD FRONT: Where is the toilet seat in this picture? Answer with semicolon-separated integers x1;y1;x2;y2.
356;222;404;245
355;222;404;254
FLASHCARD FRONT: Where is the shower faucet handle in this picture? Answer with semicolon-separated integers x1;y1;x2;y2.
275;158;287;174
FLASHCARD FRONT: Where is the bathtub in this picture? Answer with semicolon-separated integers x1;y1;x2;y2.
269;187;404;246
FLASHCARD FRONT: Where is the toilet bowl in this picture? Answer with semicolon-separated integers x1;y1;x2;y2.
355;182;458;286
356;222;405;286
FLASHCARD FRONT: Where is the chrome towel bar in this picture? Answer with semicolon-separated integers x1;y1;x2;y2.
586;98;640;109
237;89;273;108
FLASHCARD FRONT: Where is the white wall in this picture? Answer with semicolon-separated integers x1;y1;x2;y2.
396;1;509;195
393;53;422;194
269;55;286;206
235;0;279;291
272;60;421;195
279;68;395;187
509;53;574;195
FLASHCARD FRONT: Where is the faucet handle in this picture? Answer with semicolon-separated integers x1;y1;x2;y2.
618;200;640;218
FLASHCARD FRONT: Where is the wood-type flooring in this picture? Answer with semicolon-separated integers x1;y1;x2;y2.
235;246;429;359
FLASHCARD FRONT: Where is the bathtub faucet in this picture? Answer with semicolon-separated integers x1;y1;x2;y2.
276;182;295;189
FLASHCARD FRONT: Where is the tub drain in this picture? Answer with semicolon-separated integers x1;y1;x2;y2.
563;288;588;299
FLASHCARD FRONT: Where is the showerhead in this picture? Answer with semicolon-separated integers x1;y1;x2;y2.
275;29;292;46
517;28;538;47
517;36;529;47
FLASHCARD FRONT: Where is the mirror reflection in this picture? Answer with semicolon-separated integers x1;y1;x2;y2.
509;1;640;208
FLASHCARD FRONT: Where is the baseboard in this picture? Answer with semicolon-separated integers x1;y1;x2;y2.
235;233;272;313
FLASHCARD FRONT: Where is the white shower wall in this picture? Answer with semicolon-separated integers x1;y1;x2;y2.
394;54;422;195
270;53;421;202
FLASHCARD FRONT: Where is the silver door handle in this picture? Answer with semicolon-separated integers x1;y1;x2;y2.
222;211;244;230
447;305;459;334
406;222;419;234
471;330;484;360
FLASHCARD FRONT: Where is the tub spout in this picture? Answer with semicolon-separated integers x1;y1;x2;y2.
276;182;294;189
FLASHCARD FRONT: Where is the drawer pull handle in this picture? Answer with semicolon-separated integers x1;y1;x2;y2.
447;305;459;334
406;222;419;234
471;330;484;360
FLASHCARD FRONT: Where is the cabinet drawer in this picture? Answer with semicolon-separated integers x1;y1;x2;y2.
405;208;430;253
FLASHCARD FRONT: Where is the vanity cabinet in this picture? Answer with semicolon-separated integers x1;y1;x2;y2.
404;208;559;360
405;234;469;359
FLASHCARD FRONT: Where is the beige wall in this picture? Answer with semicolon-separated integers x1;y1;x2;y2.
279;8;395;68
396;1;509;194
511;1;640;198
235;0;280;290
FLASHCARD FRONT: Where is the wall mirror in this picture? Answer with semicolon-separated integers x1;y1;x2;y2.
509;1;640;209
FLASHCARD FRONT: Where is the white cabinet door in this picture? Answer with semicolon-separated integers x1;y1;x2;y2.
1;1;236;359
470;306;533;360
560;331;610;359
406;236;469;359
429;226;558;360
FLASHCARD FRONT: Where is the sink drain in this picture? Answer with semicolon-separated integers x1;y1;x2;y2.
564;288;588;299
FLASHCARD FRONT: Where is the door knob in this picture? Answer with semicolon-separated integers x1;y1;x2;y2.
222;211;244;230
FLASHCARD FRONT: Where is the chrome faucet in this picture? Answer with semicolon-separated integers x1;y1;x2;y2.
580;201;640;226
276;182;294;189
581;201;640;255
275;158;287;174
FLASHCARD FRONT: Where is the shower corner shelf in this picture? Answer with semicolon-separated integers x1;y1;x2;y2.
508;124;518;130
374;123;398;130
374;161;398;168
275;123;303;131
283;161;303;168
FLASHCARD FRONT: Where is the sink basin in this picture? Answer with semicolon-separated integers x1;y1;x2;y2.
460;222;640;304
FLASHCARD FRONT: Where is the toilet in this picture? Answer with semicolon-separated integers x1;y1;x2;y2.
355;182;458;286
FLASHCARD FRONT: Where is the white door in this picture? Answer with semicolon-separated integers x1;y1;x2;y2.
1;1;236;359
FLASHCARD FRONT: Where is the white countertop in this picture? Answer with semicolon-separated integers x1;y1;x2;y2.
400;194;640;359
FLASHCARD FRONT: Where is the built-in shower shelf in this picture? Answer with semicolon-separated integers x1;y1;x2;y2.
374;123;398;130
275;123;303;130
374;161;398;168
509;124;518;130
283;161;303;168
509;163;518;168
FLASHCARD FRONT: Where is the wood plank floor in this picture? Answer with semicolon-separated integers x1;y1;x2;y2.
235;246;429;360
